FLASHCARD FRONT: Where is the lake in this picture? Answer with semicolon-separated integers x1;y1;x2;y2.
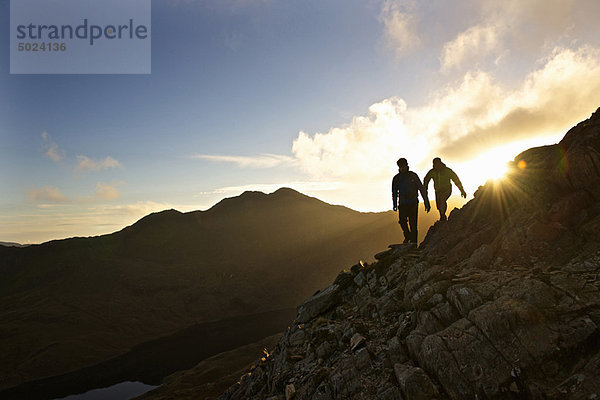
54;381;157;400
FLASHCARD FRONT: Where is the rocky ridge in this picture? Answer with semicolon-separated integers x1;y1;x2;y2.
218;108;600;399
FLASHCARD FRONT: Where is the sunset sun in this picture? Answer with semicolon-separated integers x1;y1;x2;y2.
457;147;511;192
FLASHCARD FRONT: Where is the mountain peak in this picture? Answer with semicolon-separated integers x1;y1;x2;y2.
206;187;319;215
272;187;302;195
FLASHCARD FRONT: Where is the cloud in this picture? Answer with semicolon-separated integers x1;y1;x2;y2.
292;98;421;181
27;186;70;203
379;0;420;57
439;46;600;158
204;181;343;195
28;182;123;205
41;131;64;162
75;155;122;173
438;0;589;71
94;182;121;201
291;45;600;188
440;24;500;72
193;153;296;168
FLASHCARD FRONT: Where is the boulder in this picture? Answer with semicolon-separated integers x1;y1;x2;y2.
394;363;440;400
297;284;340;323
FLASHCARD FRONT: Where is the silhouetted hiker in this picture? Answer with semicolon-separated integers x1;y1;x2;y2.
424;157;466;221
392;158;430;244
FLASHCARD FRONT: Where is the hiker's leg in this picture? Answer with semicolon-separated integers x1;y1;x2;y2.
398;206;411;243
408;203;418;243
436;189;451;221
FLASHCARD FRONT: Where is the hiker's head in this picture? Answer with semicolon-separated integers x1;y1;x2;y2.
432;157;443;170
397;158;409;172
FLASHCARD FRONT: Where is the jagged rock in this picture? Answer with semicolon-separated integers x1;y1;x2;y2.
350;333;366;351
333;271;355;291
312;382;334;400
552;350;600;398
468;243;495;268
410;283;435;310
285;384;296;400
405;330;426;360
329;365;361;397
316;341;333;360
385;260;405;286
394;363;440;399
297;284;340;323
446;284;483;317
353;347;370;370
430;301;460;326
375;288;401;317
353;271;366;287
288;329;306;347
387;336;408;364
397;312;414;339
353;286;372;308
375;250;392;260
376;386;401;400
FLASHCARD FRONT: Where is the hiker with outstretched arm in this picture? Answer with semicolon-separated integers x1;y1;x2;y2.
424;157;466;221
392;158;431;244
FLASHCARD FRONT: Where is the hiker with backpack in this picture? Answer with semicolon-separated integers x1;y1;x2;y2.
392;158;430;244
424;157;467;221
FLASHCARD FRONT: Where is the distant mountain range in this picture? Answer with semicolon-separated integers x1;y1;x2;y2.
0;241;28;247
0;188;401;395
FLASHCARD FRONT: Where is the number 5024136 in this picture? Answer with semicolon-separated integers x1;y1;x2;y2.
18;42;67;51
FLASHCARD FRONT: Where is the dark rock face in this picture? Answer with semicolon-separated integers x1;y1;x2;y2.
218;108;600;399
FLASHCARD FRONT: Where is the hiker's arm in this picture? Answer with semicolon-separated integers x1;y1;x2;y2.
415;174;431;211
423;170;432;195
450;169;467;197
391;177;398;210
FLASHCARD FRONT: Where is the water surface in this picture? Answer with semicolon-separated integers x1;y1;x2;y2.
54;381;157;400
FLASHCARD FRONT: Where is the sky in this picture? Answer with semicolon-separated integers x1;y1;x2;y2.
2;0;600;244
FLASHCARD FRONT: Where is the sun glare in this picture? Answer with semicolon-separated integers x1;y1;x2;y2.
457;148;511;192
453;134;564;194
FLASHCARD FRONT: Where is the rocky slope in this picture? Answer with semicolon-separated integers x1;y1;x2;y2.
218;108;600;399
0;188;398;394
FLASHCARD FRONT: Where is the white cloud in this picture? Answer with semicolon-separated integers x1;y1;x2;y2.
291;46;600;191
439;46;600;158
440;24;500;72
27;186;70;203
41;131;64;162
379;0;420;57
93;182;121;201
45;144;63;162
438;0;589;72
194;153;296;168
75;155;122;173
292;97;424;181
